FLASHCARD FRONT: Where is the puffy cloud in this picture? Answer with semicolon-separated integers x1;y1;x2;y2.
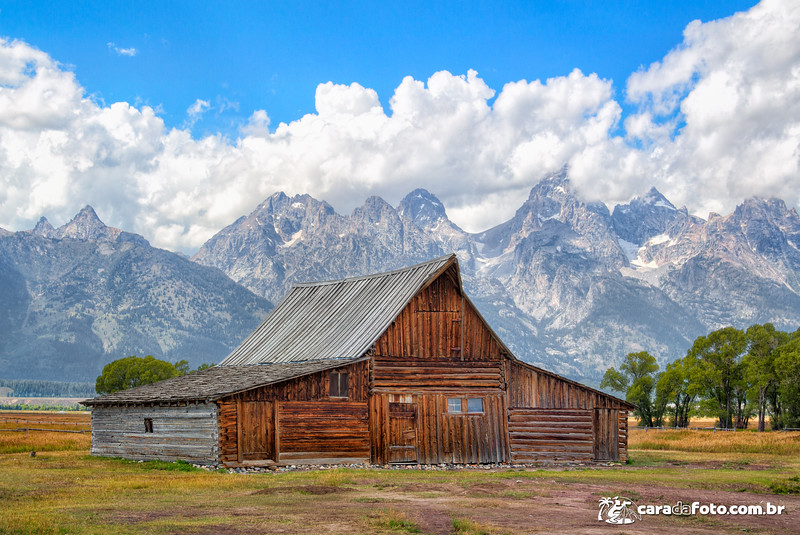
0;0;798;254
624;0;800;215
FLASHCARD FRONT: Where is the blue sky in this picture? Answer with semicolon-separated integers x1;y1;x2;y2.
0;0;797;253
0;1;756;135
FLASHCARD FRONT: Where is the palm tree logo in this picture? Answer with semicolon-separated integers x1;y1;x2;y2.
598;496;641;524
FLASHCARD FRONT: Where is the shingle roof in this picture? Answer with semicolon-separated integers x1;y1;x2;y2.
219;254;457;366
81;359;359;406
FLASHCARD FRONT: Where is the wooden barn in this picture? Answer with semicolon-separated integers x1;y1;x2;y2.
82;254;633;466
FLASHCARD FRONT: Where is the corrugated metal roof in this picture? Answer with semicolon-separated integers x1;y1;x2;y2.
220;254;456;366
82;359;360;406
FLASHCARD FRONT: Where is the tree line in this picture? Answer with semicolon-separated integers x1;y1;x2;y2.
601;323;800;431
0;379;96;398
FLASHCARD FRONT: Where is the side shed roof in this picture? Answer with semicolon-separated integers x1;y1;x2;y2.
219;254;456;366
82;359;359;406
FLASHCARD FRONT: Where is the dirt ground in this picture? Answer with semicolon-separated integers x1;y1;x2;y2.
114;463;798;535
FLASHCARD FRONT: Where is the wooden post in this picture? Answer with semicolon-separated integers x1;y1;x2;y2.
273;401;280;463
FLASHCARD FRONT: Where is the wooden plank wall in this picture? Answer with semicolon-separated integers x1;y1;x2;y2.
507;361;628;410
217;360;369;466
91;403;218;464
508;408;593;462
373;267;504;361
233;360;369;403
369;393;507;465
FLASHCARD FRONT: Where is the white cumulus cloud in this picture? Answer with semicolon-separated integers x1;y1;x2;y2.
0;0;798;254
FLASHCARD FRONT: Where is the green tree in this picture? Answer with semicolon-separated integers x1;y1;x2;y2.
688;327;747;429
656;356;699;427
773;331;800;429
743;323;788;432
601;351;663;427
96;356;182;395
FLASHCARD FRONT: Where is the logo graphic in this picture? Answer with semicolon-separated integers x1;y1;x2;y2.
598;496;642;525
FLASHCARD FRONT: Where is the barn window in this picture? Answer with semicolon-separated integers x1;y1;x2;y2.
447;398;484;414
329;371;349;398
143;418;153;433
467;398;483;413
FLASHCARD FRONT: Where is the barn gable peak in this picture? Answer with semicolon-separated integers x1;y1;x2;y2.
219;254;460;366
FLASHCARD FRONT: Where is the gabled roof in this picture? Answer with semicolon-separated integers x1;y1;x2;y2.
82;359;360;406
219;254;457;366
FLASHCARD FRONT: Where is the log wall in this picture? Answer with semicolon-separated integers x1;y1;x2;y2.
217;360;370;466
91;403;218;464
278;400;369;463
372;357;504;391
508;408;593;462
507;361;632;462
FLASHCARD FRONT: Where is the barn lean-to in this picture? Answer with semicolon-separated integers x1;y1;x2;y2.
82;254;633;466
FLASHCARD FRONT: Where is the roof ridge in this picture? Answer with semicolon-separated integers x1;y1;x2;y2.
293;253;455;287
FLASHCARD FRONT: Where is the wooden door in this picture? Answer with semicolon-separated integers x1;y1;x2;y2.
238;401;274;462
593;408;619;461
388;402;418;463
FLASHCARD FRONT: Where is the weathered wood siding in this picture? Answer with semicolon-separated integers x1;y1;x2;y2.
91;403;218;464
217;360;369;466
372;357;504;391
507;361;631;462
507;361;629;410
508;408;593;462
368;269;509;464
370;393;507;464
373;268;504;361
278;401;369;463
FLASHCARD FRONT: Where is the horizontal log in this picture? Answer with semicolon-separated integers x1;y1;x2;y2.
509;431;592;440
511;452;594;461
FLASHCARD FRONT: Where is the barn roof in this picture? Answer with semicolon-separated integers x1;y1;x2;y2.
219;254;457;366
81;359;360;406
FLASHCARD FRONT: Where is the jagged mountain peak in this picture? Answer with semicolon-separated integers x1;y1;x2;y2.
612;187;688;246
353;195;397;222
57;205;114;241
637;187;676;211
32;216;56;237
397;188;448;226
0;225;10;237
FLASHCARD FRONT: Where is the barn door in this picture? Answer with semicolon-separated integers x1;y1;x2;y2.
388;402;418;463
593;408;619;461
238;401;274;462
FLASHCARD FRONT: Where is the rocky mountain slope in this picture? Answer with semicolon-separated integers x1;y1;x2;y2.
0;207;271;381
3;170;798;385
194;169;800;383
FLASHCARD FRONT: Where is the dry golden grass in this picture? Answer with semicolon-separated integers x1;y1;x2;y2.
630;428;800;455
0;429;91;454
0;410;91;453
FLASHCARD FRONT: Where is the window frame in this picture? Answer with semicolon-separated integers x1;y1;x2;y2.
144;418;153;433
329;370;349;398
446;397;485;415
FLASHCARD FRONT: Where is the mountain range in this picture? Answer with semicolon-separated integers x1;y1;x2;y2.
0;207;271;381
2;168;799;384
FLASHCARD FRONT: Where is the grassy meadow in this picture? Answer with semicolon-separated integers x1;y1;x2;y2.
0;412;798;534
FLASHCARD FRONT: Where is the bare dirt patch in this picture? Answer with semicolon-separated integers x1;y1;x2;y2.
252;484;354;495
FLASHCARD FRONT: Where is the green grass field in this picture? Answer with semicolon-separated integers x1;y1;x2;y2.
1;413;798;534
